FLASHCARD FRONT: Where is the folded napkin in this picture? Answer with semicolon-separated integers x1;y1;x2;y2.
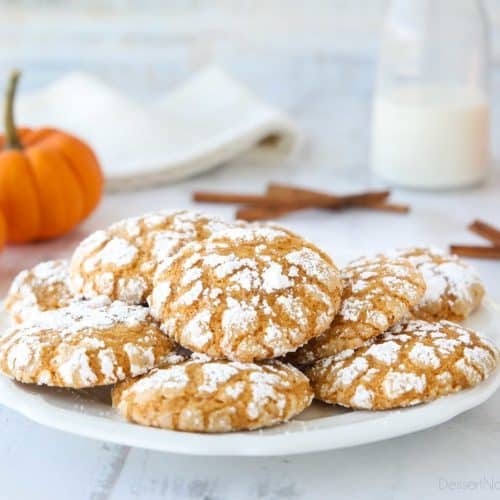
12;66;300;191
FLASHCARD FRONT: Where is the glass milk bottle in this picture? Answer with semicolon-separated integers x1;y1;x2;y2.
371;0;490;189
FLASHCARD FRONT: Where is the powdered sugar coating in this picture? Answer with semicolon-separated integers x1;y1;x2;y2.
5;260;74;324
305;319;498;410
0;298;176;388
390;247;485;321
70;210;232;304
149;226;342;361
112;359;313;432
289;255;426;365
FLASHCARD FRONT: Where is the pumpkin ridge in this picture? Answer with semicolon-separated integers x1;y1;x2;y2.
27;145;84;239
0;209;6;252
0;151;42;242
21;149;44;239
55;142;99;222
54;147;86;226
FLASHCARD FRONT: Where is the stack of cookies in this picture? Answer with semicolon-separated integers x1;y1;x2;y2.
1;210;498;433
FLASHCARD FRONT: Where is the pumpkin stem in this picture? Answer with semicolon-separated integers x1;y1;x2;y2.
4;70;22;150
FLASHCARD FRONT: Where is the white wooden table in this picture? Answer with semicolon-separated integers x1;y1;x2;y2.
1;22;500;494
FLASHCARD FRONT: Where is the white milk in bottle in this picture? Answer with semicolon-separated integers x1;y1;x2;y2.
372;84;489;188
372;0;490;189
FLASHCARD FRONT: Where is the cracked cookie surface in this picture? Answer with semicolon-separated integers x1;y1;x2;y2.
113;359;313;432
305;320;498;410
390;247;484;322
0;298;177;388
149;225;342;362
289;256;426;365
5;260;74;324
70;210;231;304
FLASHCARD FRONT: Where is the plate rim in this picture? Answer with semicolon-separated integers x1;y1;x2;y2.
1;371;499;456
0;301;499;456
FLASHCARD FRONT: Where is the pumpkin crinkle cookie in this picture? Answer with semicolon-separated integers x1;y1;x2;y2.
112;359;313;432
0;297;177;388
305;320;498;410
288;255;426;365
5;259;74;324
70;210;231;304
149;225;342;362
390;247;485;322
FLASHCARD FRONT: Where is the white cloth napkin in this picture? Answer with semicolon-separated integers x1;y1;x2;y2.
12;66;300;191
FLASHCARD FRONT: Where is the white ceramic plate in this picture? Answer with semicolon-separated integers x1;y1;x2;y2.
0;300;499;456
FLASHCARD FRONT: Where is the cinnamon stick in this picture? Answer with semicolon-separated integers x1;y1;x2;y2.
468;220;500;247
193;191;335;209
236;205;299;222
194;184;408;221
366;202;410;214
450;245;500;260
266;184;390;207
236;201;409;221
193;192;282;207
194;188;390;211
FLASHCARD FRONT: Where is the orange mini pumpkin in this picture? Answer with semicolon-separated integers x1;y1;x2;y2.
0;71;104;243
0;210;6;252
